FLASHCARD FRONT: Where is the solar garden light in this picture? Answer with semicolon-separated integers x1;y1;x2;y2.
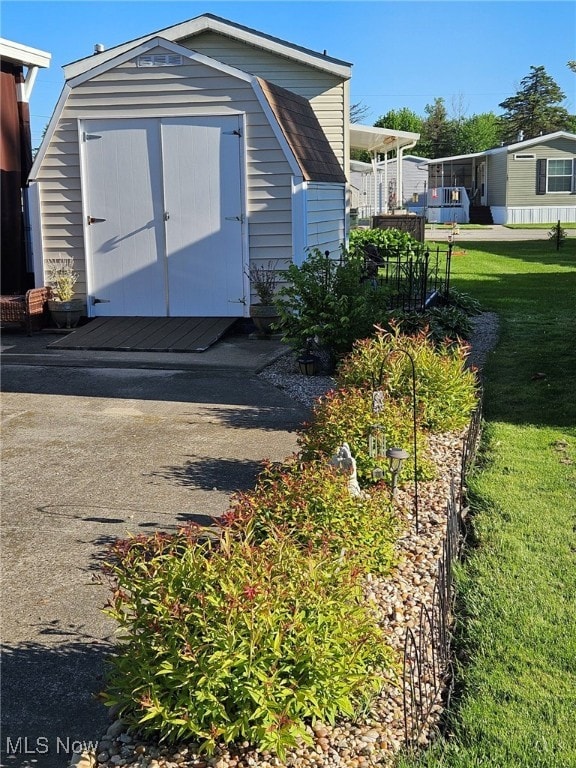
386;446;409;495
369;338;420;532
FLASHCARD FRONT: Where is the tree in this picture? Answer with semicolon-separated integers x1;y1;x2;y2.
454;113;503;154
374;107;422;135
498;65;573;141
370;107;424;159
417;98;457;158
350;101;371;124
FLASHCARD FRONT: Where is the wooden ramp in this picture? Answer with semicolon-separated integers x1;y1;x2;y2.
48;317;239;353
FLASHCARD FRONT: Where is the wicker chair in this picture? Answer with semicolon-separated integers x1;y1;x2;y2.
0;287;52;335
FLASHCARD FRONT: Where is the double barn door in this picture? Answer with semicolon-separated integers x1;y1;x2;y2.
81;116;246;317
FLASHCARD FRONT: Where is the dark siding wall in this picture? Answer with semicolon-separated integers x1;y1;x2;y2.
0;61;33;293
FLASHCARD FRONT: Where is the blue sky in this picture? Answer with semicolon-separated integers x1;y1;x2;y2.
1;0;575;148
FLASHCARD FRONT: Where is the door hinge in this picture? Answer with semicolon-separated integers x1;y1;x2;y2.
83;132;101;142
87;216;106;225
225;214;245;223
90;296;111;305
225;129;242;137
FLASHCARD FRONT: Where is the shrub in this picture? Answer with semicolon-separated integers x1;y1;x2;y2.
438;288;482;316
336;326;479;433
298;386;433;484
274;248;391;364
348;227;424;257
221;459;402;576
102;530;396;755
427;305;473;341
385;304;475;343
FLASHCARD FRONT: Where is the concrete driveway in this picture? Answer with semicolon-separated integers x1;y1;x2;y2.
0;333;308;768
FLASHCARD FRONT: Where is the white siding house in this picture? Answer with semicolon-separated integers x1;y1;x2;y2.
28;14;350;319
350;155;429;218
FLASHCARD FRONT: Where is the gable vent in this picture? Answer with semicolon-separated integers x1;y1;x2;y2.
137;54;183;67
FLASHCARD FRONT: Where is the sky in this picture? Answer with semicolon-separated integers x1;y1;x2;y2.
1;0;575;148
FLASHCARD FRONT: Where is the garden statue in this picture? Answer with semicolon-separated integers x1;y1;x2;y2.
329;443;361;497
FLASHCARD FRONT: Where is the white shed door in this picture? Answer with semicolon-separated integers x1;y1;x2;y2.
162;116;245;316
82;117;245;317
82;119;166;316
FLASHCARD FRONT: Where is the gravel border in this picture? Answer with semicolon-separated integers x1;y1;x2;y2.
79;313;500;768
258;311;500;409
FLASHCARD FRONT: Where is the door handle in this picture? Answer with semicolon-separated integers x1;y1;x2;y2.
87;216;106;225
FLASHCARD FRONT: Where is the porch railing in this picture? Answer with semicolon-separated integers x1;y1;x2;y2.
426;186;470;224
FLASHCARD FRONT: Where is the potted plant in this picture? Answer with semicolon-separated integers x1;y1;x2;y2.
245;260;280;337
296;337;320;376
45;259;84;329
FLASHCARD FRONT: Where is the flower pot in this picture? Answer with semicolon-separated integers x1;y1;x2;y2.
249;305;279;337
297;354;320;376
47;299;84;329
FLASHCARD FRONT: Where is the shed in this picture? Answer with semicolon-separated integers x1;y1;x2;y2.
28;14;350;319
0;38;50;293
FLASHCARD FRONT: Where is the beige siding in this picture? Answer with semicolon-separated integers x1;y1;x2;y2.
506;137;576;206
306;183;346;259
34;54;296;296
178;31;346;166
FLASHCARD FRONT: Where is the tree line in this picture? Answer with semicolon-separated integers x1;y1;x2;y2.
351;65;576;161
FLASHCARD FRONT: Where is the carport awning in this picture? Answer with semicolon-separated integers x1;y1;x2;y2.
350;125;420;155
350;125;421;215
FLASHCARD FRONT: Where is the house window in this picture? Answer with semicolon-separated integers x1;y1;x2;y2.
547;159;573;192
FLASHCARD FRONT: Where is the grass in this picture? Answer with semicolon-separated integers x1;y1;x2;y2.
397;238;576;768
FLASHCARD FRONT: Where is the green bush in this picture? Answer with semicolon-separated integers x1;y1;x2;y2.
298;386;433;484
336;326;479;433
348;227;424;257
103;531;396;755
274;248;391;364
438;288;482;316
385;296;477;343
222;459;402;575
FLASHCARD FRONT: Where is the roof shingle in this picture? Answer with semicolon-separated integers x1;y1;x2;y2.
257;77;346;184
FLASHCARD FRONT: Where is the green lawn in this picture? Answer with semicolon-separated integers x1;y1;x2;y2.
397;238;576;768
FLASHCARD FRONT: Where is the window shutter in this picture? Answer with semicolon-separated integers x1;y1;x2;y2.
572;159;576;194
536;159;547;195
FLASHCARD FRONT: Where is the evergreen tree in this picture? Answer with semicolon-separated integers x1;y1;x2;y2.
498;65;572;141
418;98;457;158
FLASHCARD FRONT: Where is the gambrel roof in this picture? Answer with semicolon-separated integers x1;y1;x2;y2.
31;36;346;185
